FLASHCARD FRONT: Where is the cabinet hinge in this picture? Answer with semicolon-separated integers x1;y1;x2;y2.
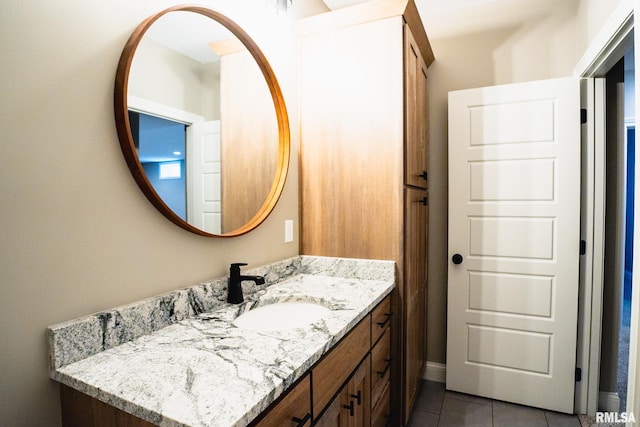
581;108;587;124
575;367;582;382
580;239;586;255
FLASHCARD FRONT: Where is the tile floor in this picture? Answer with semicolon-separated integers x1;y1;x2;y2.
407;380;582;427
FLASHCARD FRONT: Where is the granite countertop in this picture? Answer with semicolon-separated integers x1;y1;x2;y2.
48;256;395;427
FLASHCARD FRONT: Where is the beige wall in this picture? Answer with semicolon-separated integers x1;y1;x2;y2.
425;0;626;364
0;0;330;425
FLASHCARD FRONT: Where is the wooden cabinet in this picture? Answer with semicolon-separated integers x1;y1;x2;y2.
298;0;433;424
404;22;429;190
313;295;392;427
60;384;156;427
312;315;370;416
254;375;311;427
208;39;279;233
371;383;391;427
404;188;428;415
371;302;392;427
316;356;371;427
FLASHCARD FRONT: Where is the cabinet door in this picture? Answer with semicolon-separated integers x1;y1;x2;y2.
313;318;370;416
218;49;280;233
254;375;311;427
371;382;391;427
299;16;405;261
314;388;350;427
371;327;391;406
404;187;428;419
315;356;371;427
347;355;370;427
404;24;429;189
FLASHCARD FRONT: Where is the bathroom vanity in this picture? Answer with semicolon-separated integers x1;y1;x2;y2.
48;256;395;426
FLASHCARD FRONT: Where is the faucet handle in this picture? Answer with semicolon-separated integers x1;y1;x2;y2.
230;262;248;274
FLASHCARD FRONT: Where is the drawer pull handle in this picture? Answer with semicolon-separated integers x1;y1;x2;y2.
351;390;362;405
291;413;311;426
343;400;355;417
376;313;392;329
377;358;392;378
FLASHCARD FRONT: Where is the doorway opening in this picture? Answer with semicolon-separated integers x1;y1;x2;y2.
619;121;635;412
598;46;635;413
129;111;188;220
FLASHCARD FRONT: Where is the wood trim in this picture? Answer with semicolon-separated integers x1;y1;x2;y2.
208;37;246;56
296;0;433;67
114;5;290;238
402;0;434;67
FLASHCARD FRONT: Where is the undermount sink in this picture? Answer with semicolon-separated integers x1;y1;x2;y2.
233;301;331;332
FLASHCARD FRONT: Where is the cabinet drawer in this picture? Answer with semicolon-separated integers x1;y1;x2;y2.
312;316;370;417
371;295;392;345
371;326;391;405
255;374;311;427
371;380;391;427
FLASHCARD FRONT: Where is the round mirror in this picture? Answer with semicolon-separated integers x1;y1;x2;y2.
114;6;290;237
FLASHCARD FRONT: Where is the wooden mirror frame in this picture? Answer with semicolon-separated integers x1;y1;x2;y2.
114;5;290;237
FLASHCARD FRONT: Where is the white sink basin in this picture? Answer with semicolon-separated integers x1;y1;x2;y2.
233;302;331;331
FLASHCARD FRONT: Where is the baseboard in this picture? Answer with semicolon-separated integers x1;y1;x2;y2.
598;391;621;412
423;361;446;383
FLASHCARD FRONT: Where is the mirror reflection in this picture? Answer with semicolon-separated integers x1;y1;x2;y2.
126;10;279;235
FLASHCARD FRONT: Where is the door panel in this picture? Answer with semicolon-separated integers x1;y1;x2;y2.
447;77;581;413
187;120;221;234
404;187;427;417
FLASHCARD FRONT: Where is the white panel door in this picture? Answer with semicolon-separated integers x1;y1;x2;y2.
447;77;581;413
187;120;221;234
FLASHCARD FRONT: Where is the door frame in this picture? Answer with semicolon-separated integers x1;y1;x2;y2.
126;96;208;226
573;0;636;416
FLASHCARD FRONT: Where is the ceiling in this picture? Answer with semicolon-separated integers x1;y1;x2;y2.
414;0;562;39
141;0;565;63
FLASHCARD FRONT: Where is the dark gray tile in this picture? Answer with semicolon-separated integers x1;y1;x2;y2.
444;390;494;407
408;410;439;427
492;400;547;427
578;413;624;427
438;396;492;427
545;410;581;427
413;380;445;414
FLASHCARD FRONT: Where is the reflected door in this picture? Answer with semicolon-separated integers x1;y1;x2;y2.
188;120;221;233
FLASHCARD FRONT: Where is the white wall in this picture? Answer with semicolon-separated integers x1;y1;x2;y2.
130;37;221;121
0;0;330;425
425;0;627;365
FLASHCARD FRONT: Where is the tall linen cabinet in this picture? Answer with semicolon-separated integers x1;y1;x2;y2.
298;0;433;424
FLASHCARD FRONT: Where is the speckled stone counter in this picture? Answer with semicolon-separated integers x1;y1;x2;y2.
48;256;395;427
